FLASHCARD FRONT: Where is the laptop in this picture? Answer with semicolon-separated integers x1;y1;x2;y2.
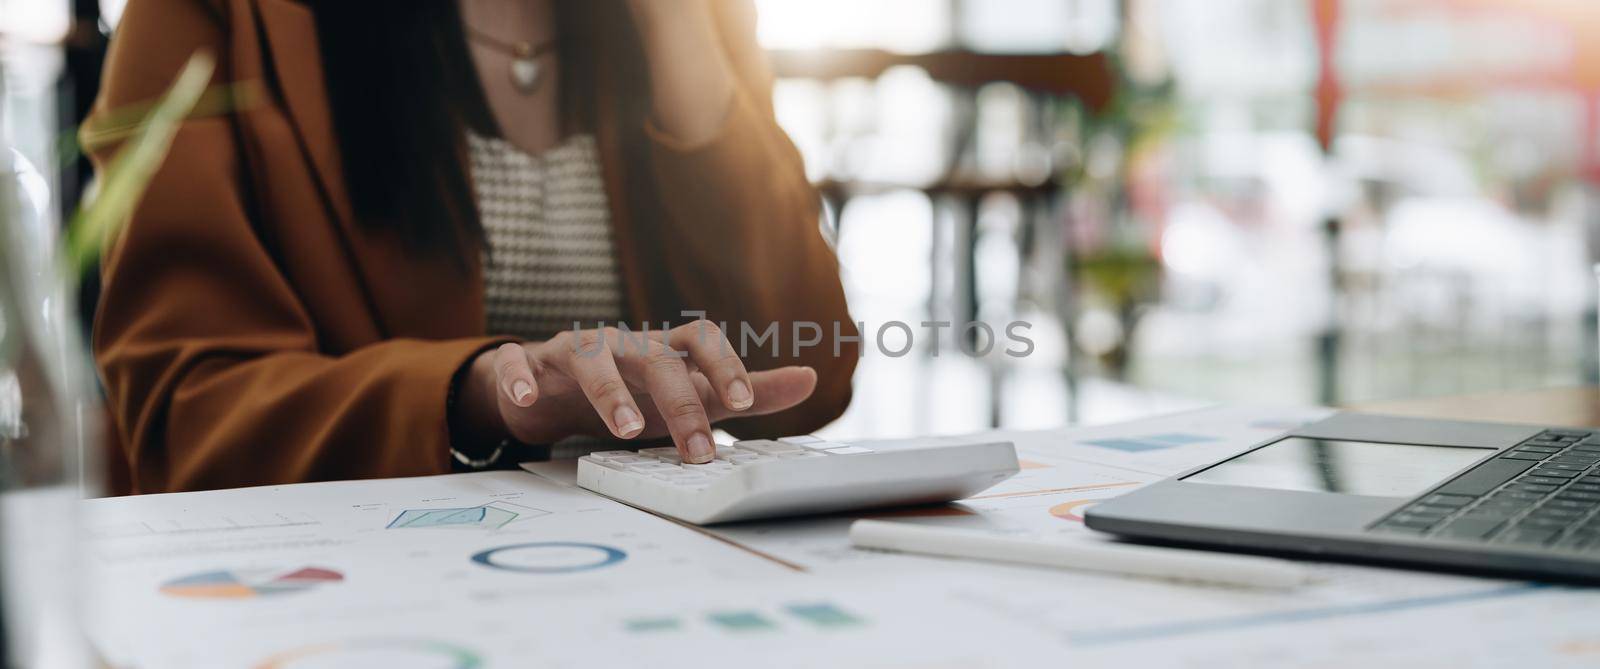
1083;412;1600;581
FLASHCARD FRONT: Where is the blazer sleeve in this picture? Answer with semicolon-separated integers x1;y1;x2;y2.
87;0;504;492
644;0;859;437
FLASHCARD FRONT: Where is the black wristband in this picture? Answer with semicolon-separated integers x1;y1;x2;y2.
445;353;506;469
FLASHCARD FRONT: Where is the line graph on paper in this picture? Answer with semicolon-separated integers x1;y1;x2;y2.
87;511;321;539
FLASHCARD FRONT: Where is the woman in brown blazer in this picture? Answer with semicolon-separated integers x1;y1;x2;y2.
85;0;858;493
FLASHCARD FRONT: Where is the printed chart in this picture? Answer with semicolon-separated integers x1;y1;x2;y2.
88;511;321;540
386;501;548;530
254;639;482;669
1081;433;1217;453
469;542;628;574
1046;498;1100;523
625;602;867;635
159;567;343;599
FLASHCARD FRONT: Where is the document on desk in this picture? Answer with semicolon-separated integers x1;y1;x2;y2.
81;470;1083;668
82;470;797;668
81;407;1600;667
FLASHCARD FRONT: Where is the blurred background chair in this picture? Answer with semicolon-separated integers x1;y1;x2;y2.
8;0;1600;446
757;0;1600;440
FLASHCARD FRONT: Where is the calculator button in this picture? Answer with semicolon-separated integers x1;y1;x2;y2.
626;462;683;473
777;435;825;445
590;457;634;471
589;450;639;461
735;440;805;455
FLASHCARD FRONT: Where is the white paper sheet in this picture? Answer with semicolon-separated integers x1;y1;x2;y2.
148;572;1077;669
81;405;1600;668
83;471;790;668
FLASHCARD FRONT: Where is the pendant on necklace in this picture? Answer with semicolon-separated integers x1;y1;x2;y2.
510;59;541;93
509;42;541;94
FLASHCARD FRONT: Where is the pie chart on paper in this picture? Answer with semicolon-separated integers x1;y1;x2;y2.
1048;499;1099;523
159;566;344;599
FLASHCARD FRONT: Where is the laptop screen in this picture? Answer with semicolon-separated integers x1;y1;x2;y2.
1183;437;1490;497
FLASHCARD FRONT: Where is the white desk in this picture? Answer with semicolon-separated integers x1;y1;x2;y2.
83;405;1600;668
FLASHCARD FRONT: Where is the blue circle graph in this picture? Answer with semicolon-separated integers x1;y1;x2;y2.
470;542;627;574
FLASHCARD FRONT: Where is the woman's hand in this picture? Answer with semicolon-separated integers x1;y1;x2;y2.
458;321;817;463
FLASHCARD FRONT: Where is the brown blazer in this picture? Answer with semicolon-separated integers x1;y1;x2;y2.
86;0;858;494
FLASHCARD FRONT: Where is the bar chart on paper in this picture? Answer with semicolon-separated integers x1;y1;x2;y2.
1081;433;1217;453
624;602;868;636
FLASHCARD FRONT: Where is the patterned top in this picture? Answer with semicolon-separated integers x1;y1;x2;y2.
469;132;625;341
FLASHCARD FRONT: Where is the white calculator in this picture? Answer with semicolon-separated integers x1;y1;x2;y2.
575;435;1020;525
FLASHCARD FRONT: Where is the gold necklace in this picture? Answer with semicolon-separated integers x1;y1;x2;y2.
464;24;558;94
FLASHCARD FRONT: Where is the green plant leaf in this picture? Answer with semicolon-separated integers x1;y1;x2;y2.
63;51;216;275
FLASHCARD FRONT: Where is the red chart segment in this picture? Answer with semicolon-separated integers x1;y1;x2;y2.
160;566;345;600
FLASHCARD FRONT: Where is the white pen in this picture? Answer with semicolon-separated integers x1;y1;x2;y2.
848;519;1312;590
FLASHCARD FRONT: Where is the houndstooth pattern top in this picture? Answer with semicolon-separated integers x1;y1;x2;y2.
469;132;626;341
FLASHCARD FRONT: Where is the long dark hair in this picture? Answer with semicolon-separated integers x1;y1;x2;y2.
310;2;627;265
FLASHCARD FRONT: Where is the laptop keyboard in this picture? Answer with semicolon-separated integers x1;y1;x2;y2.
1371;429;1600;551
